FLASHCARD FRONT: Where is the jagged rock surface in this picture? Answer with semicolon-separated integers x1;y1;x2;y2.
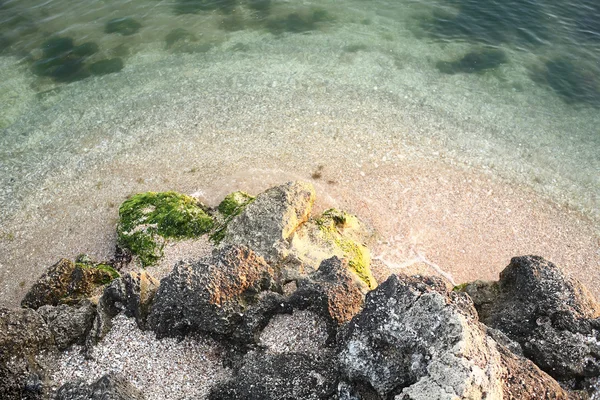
37;300;95;350
208;351;338;400
221;181;316;263
0;307;56;400
55;372;145;400
465;255;600;382
87;270;159;347
147;246;281;342
289;256;365;326
21;258;116;309
337;274;576;400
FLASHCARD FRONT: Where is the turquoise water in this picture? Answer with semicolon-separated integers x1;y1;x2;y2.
0;0;600;305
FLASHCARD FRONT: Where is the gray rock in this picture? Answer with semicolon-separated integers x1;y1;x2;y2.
147;246;281;343
37;300;95;350
337;274;575;399
208;351;338;400
221;181;316;263
55;372;145;400
464;255;600;382
0;307;56;400
87;270;159;347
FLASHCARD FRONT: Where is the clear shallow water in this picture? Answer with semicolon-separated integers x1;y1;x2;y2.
0;0;599;304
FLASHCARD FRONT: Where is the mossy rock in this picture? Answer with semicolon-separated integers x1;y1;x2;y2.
290;208;377;290
265;8;334;35
117;191;214;266
211;191;255;243
72;42;99;57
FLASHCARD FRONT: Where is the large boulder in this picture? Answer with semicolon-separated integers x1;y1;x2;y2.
147;246;281;343
464;255;600;383
337;274;577;399
55;372;145;400
37;300;95;350
0;307;56;400
208;351;338;400
21;256;119;309
220;181;316;263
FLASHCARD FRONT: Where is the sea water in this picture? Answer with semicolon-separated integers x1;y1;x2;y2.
0;0;599;305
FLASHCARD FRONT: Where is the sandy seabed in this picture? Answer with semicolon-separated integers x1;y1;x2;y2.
0;0;599;306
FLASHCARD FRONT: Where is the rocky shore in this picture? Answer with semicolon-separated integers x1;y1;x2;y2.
1;181;599;399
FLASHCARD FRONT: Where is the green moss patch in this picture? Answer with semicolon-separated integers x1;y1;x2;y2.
210;191;255;244
117;191;214;266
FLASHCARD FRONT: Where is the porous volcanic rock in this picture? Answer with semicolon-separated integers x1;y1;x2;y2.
220;181;316;263
289;256;365;328
55;372;145;400
464;255;600;383
208;351;338;400
0;307;56;399
37;300;95;350
337;274;576;399
147;245;282;343
87;270;159;347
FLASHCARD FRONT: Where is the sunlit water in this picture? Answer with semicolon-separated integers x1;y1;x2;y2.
0;0;599;305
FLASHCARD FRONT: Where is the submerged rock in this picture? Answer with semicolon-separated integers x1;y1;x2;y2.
116;191;214;266
89;58;124;76
436;48;508;74
104;17;142;36
21;256;119;309
147;245;280;342
464;255;600;385
55;372;145;400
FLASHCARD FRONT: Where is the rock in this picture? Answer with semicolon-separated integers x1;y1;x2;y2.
436;48;508;74
288;208;377;289
208;351;338;400
221;181;315;263
210;191;255;243
89;58;124;76
337;274;576;399
0;307;56;399
37;300;95;350
21;256;119;309
87;270;159;346
104;17;142;36
289;256;365;329
116;191;214;266
464;255;600;383
147;246;281;343
55;372;145;400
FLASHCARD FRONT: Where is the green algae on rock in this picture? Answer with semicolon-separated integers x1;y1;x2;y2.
21;255;120;309
211;191;255;244
290;208;377;290
117;191;214;266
